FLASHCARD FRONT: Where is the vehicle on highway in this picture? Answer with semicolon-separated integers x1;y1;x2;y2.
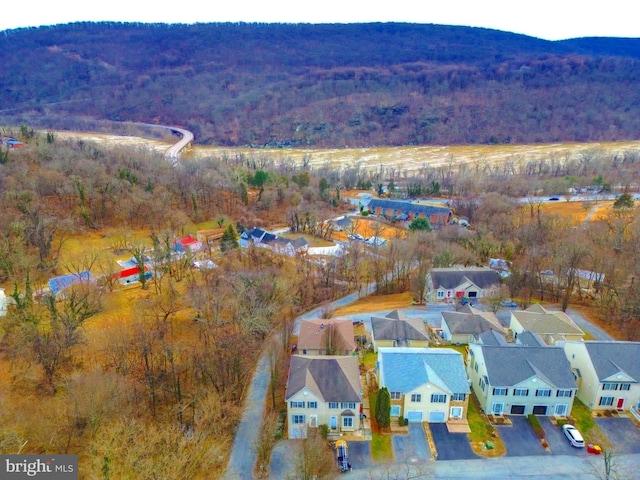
501;300;518;308
549;197;560;201
348;233;365;241
562;424;585;447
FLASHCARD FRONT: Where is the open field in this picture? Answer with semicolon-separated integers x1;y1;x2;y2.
51;130;640;175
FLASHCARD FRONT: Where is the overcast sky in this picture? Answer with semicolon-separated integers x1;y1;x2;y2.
1;0;638;41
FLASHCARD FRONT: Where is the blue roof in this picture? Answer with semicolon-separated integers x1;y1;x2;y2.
378;347;470;394
48;271;93;296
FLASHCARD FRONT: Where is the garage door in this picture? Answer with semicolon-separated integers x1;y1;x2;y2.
532;405;548;415
406;411;424;423
511;405;525;415
428;411;446;423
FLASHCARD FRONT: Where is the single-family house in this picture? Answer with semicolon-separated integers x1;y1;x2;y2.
440;305;504;344
285;355;362;439
510;304;585;345
427;267;501;302
47;271;94;299
117;265;152;285
366;199;451;227
467;344;578;417
239;227;308;256
297;319;356;355
370;310;430;352
329;216;353;232
377;347;470;428
563;341;640;414
173;235;204;254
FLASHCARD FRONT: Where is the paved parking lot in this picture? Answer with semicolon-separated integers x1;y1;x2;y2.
430;423;478;461
595;417;640;454
497;416;548;456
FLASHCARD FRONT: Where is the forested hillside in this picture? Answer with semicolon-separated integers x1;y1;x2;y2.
1;22;639;147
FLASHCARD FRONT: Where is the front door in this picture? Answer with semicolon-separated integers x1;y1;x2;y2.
491;402;504;415
330;416;338;429
616;398;625;409
309;415;318;428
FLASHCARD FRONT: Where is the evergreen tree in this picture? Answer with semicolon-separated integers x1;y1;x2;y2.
220;224;239;252
375;387;391;429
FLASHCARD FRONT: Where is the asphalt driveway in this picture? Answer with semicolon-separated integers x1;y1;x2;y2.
347;441;376;470
497;416;548;457
392;424;431;463
595;417;640;454
538;417;588;457
430;423;478;461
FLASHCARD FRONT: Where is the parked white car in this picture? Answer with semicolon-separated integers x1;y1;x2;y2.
562;424;585;448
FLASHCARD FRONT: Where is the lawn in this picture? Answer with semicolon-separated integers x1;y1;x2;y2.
467;393;506;457
569;399;599;437
332;292;415;316
367;390;394;461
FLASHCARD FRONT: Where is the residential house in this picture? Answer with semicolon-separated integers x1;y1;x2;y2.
47;271;94;299
510;304;585;345
173;235;204;254
467;344;578;417
440;305;504;344
377;347;470;427
563;341;640;414
239;227;308;256
370;310;430;352
285;355;362;439
366;199;451;228
117;266;152;285
329;216;353;232
297;319;356;355
427;267;501;302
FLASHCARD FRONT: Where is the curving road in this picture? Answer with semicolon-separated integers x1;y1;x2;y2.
140;123;193;163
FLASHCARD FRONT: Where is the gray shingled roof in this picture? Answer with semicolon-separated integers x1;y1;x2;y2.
481;345;576;388
516;330;546;347
512;307;584;336
285;355;361;402
442;311;498;335
367;199;451;217
378;347;470;394
473;330;508;346
371;313;429;341
430;268;500;289
583;341;640;382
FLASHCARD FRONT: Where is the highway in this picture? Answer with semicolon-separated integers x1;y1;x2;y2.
141;123;193;163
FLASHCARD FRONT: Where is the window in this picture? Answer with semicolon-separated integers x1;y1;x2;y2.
342;417;353;428
307;401;317;409
390;392;402;400
290;401;304;408
474;362;479;373
554;404;568;416
451;393;466;401
340;402;357;409
556;390;573;398
602;383;618;391
411;394;422;403
390;405;401;416
292;414;305;424
437;291;444;299
328;402;339;409
493;388;508;396
599;396;614;406
535;389;551;397
431;394;446;403
513;388;529;397
620;383;631;391
479;378;486;391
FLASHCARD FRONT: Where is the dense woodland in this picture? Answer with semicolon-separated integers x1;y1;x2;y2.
1;22;640;147
1;131;640;477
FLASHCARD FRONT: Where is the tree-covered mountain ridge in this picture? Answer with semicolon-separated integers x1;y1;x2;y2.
1;22;639;147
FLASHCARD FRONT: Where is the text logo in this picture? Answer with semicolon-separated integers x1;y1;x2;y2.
1;455;77;479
